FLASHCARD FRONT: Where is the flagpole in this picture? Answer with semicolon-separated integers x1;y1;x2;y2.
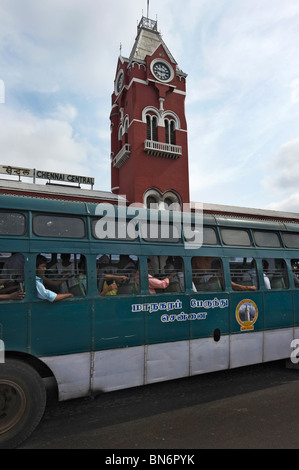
147;0;149;18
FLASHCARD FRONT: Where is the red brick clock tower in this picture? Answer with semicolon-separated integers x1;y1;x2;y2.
110;16;190;209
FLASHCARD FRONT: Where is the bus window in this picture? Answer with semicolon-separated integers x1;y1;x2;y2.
220;228;251;246
40;253;87;297
282;232;299;249
97;254;139;295
253;230;281;247
192;256;224;292
263;258;289;290
229;257;258;291
184;226;218;246
0;252;25;296
0;212;26;236
147;256;185;294
33;214;85;238
140;221;181;243
202;227;218;245
291;260;299;287
91;217;138;241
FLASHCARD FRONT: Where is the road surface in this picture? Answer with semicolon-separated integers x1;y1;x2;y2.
20;360;299;449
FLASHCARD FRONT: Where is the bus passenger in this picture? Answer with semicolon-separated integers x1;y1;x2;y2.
232;281;257;291
212;258;256;292
99;274;128;296
1;253;25;282
262;260;271;289
51;253;76;294
36;255;74;302
170;258;197;293
0;291;25;300
100;279;118;296
0;253;25;295
145;258;177;294
291;260;299;287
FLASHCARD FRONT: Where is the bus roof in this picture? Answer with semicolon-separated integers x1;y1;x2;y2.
0;179;126;204
195;201;299;224
1;179;299;226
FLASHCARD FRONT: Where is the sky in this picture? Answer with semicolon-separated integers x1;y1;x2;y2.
1;0;299;212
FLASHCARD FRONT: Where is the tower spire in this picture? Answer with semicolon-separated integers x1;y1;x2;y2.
147;0;149;18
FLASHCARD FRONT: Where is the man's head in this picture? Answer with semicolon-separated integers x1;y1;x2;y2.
36;255;48;276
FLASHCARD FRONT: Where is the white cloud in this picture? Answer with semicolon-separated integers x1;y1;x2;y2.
266;194;299;213
51;104;78;123
265;138;299;191
291;79;299;104
0;0;144;96
0;107;89;176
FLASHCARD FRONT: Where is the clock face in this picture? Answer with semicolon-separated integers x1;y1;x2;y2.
152;61;171;81
116;71;124;93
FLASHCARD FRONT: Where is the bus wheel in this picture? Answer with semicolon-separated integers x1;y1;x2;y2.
0;358;47;449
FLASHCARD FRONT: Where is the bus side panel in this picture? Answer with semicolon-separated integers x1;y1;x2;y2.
230;332;264;368
93;296;145;351
263;328;294;362
229;292;264;368
144;294;189;345
30;300;91;356
0;303;28;351
41;352;91;401
293;291;299;327
143;293;190;383
263;291;293;331
189;293;230;339
190;336;230;374
145;340;190;384
263;290;294;361
92;345;145;392
189;292;230;374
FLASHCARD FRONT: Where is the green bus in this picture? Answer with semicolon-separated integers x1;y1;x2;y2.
1;190;299;448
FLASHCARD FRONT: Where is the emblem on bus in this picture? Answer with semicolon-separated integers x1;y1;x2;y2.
235;299;258;331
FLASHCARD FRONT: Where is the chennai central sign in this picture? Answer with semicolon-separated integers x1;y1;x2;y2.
35;170;94;186
0;165;94;187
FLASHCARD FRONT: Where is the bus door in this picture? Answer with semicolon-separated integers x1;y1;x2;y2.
190;256;229;375
262;257;293;361
92;254;145;392
228;257;264;368
142;255;189;384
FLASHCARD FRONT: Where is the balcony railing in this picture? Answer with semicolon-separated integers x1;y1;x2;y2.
144;140;182;160
138;16;158;31
113;144;131;168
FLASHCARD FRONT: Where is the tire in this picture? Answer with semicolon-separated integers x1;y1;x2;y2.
0;358;47;449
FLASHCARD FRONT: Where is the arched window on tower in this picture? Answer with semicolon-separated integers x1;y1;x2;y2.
118;125;123;151
123;116;129;144
163;191;180;211
146;115;158;142
146;195;159;210
165;119;176;145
